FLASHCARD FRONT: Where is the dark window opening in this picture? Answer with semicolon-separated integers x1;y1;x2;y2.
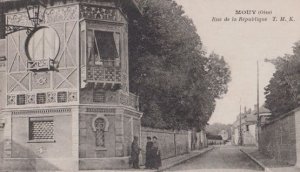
37;93;46;104
57;92;67;103
17;94;26;105
88;30;120;66
93;90;105;103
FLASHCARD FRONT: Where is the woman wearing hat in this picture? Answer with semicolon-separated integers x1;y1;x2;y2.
152;136;162;169
145;136;153;169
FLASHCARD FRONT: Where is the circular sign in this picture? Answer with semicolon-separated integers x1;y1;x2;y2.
26;27;60;60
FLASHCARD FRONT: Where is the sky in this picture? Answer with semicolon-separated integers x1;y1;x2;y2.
175;0;300;124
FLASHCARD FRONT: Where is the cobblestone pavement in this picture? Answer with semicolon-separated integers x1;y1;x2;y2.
167;145;264;172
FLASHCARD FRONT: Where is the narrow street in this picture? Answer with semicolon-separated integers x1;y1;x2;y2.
167;145;263;172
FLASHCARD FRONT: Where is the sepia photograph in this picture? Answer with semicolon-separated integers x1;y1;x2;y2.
0;0;300;171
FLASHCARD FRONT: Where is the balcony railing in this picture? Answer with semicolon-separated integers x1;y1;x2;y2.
27;59;54;71
118;91;139;110
86;60;121;84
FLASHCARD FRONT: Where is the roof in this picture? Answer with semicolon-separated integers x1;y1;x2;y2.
0;0;143;38
252;105;271;115
0;0;144;14
206;133;222;140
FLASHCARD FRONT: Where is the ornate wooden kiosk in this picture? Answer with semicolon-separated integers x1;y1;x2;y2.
0;0;143;171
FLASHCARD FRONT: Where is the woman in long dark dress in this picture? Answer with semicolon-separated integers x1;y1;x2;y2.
145;136;153;169
152;136;162;169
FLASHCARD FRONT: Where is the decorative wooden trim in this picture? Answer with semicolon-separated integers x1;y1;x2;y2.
55;68;78;89
92;114;109;132
56;21;78;68
27;139;56;143
44;5;79;24
12;108;71;115
8;73;29;92
124;109;142;118
7;91;78;106
86;108;116;113
79;4;121;22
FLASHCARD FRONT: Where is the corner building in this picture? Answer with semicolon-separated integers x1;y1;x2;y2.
0;0;143;171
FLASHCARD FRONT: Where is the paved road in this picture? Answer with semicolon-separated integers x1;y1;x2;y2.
167;145;264;172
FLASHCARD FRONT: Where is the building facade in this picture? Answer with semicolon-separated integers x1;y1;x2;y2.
231;105;270;146
0;0;143;171
219;130;229;141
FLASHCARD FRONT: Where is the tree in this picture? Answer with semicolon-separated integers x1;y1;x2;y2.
265;41;300;117
128;0;231;130
206;123;232;139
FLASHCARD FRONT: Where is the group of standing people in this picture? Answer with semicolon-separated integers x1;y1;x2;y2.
145;136;161;169
131;136;162;169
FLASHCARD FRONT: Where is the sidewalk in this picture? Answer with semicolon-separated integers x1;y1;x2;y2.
158;146;214;171
81;146;214;172
240;147;300;172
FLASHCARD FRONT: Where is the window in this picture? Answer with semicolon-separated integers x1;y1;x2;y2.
29;117;54;141
93;90;105;103
246;125;249;131
37;93;46;104
88;30;120;66
57;92;67;103
17;94;26;105
95;118;105;147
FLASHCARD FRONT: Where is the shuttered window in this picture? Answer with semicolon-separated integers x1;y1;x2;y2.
93;90;105;103
29;117;54;141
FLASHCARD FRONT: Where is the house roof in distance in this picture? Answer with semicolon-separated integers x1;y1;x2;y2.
252;105;271;116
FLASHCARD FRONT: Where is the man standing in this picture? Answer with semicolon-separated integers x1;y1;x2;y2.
145;136;153;169
131;136;141;169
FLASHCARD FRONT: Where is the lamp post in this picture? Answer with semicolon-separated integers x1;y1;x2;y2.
0;0;46;38
26;0;46;27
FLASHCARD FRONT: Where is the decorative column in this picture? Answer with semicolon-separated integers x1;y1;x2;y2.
115;114;124;157
3;112;11;158
72;107;80;171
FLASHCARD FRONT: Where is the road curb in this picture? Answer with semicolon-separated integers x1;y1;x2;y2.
240;149;272;172
158;146;214;172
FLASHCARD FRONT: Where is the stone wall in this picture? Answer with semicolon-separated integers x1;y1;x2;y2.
259;110;297;165
140;127;207;165
4;113;73;171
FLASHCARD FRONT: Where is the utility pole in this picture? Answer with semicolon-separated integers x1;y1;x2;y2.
257;61;260;147
238;100;243;146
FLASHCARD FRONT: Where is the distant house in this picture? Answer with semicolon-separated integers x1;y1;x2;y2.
231;105;271;146
207;133;224;145
219;130;229;141
253;105;271;125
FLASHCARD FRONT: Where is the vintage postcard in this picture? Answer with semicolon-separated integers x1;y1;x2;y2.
0;0;300;171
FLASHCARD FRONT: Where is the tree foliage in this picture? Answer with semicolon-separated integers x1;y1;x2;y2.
206;123;232;139
128;0;231;130
265;41;300;117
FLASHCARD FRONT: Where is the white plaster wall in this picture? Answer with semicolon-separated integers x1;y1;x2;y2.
249;125;256;140
234;128;239;145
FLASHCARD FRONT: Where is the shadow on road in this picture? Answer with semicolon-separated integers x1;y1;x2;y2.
167;145;264;171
